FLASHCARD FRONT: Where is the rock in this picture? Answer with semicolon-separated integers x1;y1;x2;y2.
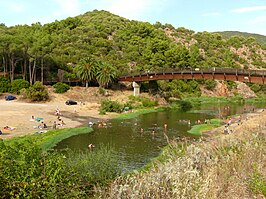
236;82;257;98
215;81;230;96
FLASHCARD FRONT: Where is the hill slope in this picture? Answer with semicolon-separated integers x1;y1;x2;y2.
215;31;266;45
0;10;266;83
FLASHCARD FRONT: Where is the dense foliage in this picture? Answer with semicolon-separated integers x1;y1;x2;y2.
10;79;30;94
0;139;122;198
22;81;49;101
0;77;10;93
99;96;159;114
53;82;70;93
0;10;265;89
216;31;266;45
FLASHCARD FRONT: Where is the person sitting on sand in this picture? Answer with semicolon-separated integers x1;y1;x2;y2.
38;122;44;129
57;116;62;121
4;126;9;130
55;108;61;116
30;115;35;121
57;120;65;127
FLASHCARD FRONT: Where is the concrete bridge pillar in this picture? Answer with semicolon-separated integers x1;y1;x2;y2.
132;81;140;96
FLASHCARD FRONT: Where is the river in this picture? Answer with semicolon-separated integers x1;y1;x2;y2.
54;102;265;171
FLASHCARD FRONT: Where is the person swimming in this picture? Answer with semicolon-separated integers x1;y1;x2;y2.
88;144;95;150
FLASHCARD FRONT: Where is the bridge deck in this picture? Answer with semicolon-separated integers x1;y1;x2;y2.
119;68;266;84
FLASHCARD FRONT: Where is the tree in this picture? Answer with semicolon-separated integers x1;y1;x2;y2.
75;57;96;88
95;61;117;88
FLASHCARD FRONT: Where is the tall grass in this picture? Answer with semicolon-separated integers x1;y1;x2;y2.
0;140;122;198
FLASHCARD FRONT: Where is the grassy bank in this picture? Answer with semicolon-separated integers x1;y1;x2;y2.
114;107;164;120
187;119;222;135
5;127;93;151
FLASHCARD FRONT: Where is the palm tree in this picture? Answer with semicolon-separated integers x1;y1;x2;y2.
95;61;117;88
75;57;96;88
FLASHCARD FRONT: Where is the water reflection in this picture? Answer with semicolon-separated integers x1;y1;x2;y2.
55;103;265;171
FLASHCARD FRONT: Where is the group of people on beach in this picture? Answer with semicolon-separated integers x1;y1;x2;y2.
52;108;66;129
29;107;66;132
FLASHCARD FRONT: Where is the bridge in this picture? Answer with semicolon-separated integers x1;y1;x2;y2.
118;68;266;96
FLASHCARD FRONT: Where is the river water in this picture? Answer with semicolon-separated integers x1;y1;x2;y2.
55;102;265;171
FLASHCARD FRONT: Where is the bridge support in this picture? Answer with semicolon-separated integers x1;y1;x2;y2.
132;81;140;96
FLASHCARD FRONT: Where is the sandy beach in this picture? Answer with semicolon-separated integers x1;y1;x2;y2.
0;87;122;140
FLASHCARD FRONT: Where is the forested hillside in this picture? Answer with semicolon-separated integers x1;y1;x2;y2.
216;31;266;45
0;10;266;86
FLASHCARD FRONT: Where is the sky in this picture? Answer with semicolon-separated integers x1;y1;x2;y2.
0;0;266;35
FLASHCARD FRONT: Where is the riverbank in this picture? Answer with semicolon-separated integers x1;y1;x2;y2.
202;107;266;138
96;108;266;198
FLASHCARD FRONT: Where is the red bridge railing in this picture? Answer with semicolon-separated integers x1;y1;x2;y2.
118;68;266;84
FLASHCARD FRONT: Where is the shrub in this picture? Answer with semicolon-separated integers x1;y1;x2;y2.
204;80;217;90
141;97;158;107
26;81;49;101
128;96;158;108
99;99;123;114
10;79;30;94
225;80;237;91
248;83;261;93
0;77;10;93
53;82;70;93
170;100;192;111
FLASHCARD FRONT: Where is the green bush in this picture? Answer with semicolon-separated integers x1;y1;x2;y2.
141;97;158;107
204;80;217;90
53;82;70;93
250;84;261;93
128;96;158;108
225;80;237;91
99;99;123;114
0;77;10;93
26;81;49;101
10;79;30;94
170;100;192;112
